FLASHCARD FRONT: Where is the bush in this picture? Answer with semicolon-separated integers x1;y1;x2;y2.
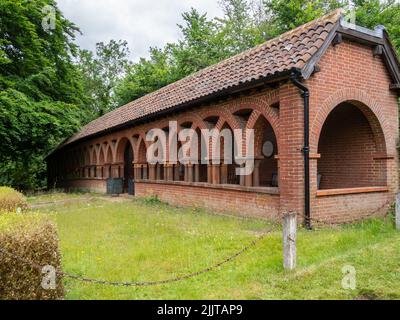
0;187;28;212
0;213;64;300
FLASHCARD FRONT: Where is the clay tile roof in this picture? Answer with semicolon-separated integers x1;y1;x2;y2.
63;9;343;147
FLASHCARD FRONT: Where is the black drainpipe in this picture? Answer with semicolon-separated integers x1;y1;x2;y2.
290;69;312;230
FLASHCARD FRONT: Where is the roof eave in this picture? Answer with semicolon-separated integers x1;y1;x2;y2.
46;69;295;158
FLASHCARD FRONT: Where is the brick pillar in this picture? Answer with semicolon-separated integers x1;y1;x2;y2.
111;164;121;178
149;164;156;180
96;166;103;178
253;159;262;187
103;164;109;178
155;164;161;180
165;163;174;181
142;164;148;180
245;170;252;187
194;164;200;182
173;164;179;181
133;164;141;180
207;165;213;184
211;164;220;184
186;164;194;183
278;83;305;216
220;164;228;184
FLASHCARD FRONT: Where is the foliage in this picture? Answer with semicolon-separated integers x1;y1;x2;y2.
77;40;131;117
0;212;64;300
0;0;87;190
0;186;28;212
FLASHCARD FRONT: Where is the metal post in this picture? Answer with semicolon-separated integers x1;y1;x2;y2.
283;212;297;270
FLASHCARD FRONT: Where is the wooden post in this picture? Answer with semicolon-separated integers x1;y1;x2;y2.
396;193;400;230
283;212;297;270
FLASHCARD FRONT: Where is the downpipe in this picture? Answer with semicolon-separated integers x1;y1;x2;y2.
290;70;312;230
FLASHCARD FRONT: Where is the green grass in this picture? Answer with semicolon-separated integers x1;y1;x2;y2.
29;193;400;300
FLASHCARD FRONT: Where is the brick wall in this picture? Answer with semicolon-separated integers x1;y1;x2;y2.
317;102;386;189
307;40;399;221
135;181;280;220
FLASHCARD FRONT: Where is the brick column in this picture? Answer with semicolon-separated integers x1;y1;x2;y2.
155;164;161;180
165;163;174;181
111;163;121;178
220;164;228;184
194;164;200;182
133;164;142;180
278;83;305;216
211;164;220;185
104;163;111;179
96;166;103;178
252;159;262;187
148;164;156;180
207;165;213;184
186;164;194;183
142;164;148;180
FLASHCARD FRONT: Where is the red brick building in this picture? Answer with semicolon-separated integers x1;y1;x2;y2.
48;10;400;224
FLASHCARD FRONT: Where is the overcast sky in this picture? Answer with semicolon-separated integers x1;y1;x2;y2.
57;0;224;62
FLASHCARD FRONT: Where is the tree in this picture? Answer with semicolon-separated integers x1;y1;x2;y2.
115;47;175;106
263;0;346;37
77;40;131;117
352;0;400;56
0;0;86;189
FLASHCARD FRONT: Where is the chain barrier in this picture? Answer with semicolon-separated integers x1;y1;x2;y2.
3;198;395;287
0;228;273;287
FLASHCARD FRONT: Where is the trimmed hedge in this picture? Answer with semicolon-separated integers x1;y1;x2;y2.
0;213;64;300
0;187;28;212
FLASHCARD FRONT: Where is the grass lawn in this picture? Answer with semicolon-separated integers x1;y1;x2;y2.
29;193;400;300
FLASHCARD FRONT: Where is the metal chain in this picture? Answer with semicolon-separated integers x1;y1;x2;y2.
0;229;273;287
297;199;394;227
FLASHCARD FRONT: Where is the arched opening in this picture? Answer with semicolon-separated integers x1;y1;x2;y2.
196;128;208;183
124;140;134;191
317;102;387;190
220;123;240;185
137;139;148;180
253;116;278;187
105;145;113;178
174;141;185;182
98;148;105;178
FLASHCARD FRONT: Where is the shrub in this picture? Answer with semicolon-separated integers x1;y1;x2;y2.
0;187;28;212
0;213;64;300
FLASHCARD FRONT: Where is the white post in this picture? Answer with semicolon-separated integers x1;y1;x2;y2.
283;212;297;270
396;193;400;230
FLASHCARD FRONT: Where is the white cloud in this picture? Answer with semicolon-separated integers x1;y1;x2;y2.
57;0;224;61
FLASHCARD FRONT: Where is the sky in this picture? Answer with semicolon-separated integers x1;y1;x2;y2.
57;0;224;62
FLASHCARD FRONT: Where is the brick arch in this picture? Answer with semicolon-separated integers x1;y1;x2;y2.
94;144;102;164
104;144;113;164
135;136;148;163
115;137;135;163
249;113;279;157
89;146;96;165
98;147;105;165
311;88;389;152
200;108;241;131
178;112;208;130
314;90;389;189
229;94;280;125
